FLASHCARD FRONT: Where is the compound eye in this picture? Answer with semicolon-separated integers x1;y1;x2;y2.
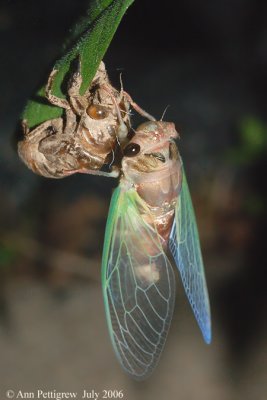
86;104;108;119
123;143;141;157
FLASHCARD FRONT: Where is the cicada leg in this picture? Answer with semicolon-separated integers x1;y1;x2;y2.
67;60;88;116
102;84;129;143
45;70;70;109
122;90;156;122
21;118;63;141
62;166;120;178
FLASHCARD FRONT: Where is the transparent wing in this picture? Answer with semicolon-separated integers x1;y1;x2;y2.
102;186;175;380
169;169;211;344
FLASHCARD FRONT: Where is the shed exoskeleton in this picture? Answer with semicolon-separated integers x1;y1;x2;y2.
18;62;130;178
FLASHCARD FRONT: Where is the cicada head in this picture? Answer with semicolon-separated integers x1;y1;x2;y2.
122;121;180;183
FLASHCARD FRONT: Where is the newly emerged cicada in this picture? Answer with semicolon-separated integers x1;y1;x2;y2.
18;62;130;178
101;95;211;379
17;57;211;380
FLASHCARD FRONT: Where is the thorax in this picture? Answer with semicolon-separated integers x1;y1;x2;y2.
122;159;182;245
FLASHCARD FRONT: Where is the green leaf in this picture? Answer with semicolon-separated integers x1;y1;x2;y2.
23;0;134;128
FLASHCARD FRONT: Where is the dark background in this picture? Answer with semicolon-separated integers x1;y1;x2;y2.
0;1;266;399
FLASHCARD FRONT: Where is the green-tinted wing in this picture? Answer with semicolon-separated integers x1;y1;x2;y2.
169;169;211;344
102;186;175;380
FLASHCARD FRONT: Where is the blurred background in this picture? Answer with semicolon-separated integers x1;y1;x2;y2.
0;0;267;399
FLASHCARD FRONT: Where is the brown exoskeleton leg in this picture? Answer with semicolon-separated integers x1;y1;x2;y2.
122;91;156;122
62;166;120;178
21;118;63;141
45;70;77;136
67;61;88;115
45;70;70;109
118;73;131;122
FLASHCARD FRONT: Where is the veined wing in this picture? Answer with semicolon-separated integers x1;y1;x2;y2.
102;185;175;380
169;169;211;344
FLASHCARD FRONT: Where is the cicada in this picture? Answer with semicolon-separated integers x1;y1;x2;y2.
18;62;130;178
102;96;211;380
